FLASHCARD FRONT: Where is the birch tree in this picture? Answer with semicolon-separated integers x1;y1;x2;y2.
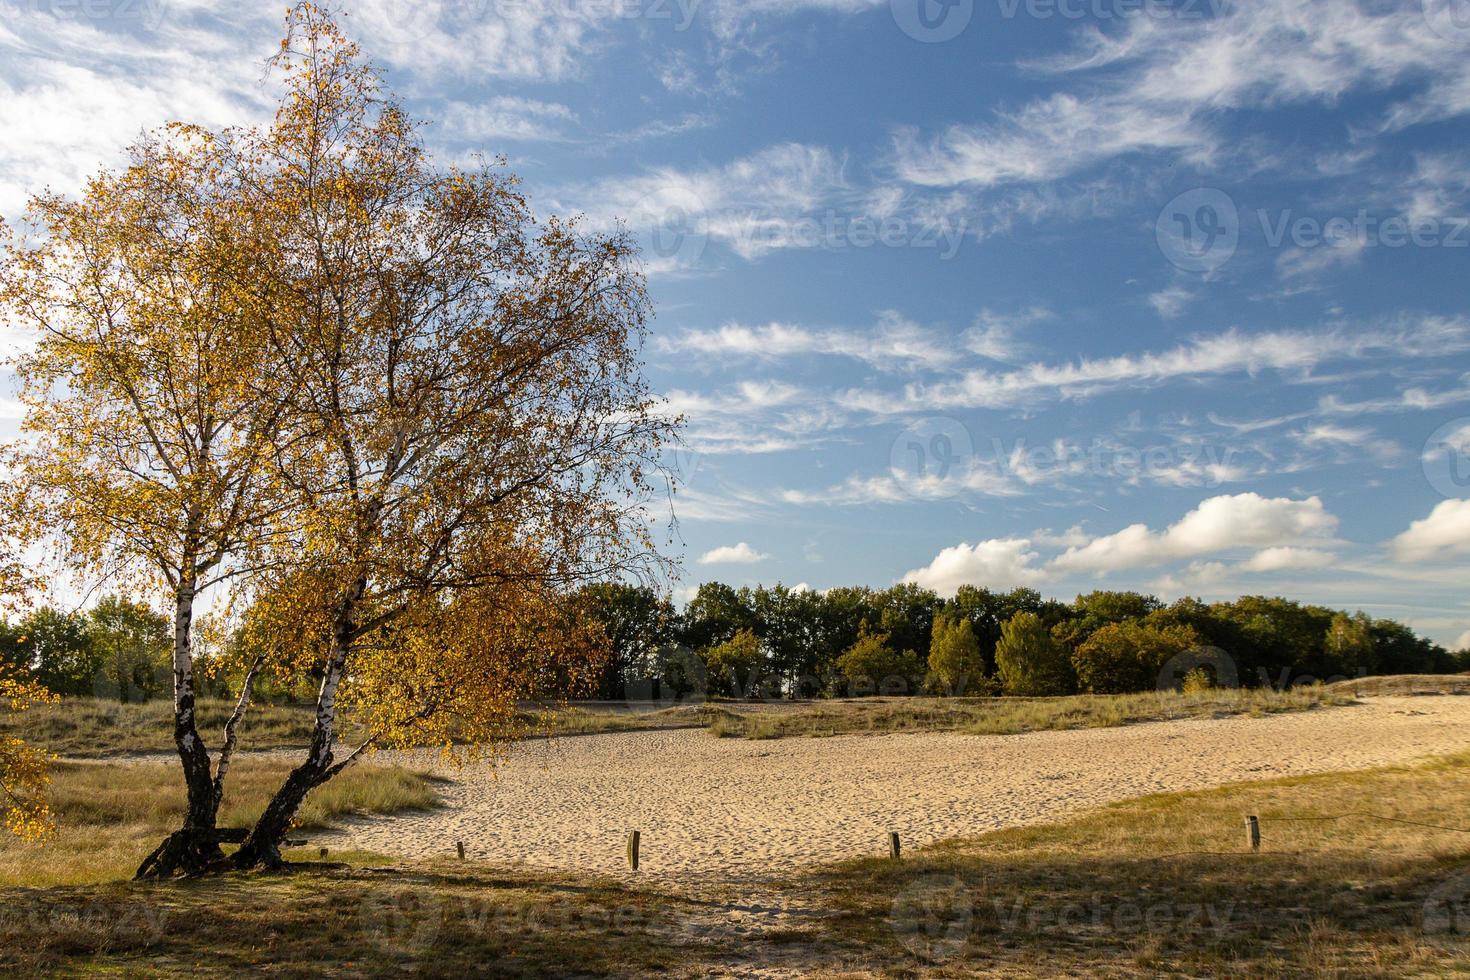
228;5;674;869
0;124;290;873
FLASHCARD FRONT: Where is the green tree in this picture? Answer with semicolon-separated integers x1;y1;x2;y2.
703;629;765;698
0;608;97;697
994;612;1075;696
835;631;920;696
1054;590;1162;648
1324;611;1376;679
1072;621;1200;694
927;615;985;695
86;596;172;703
1212;596;1335;685
575;584;674;700
867;583;940;662
678;582;755;652
1369;619;1449;675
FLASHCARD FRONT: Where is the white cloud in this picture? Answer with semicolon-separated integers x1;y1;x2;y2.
435;97;576;142
1148;285;1195;319
1457;629;1470;652
781;464;1021;506
892;94;1209;189
836;318;1470;415
900;538;1045;597
1276;239;1367;283
698;542;769;565
1299;422;1402;463
892;1;1470;192
1052;493;1339;573
565;142;848;262
660;311;958;373
1239;547;1336;572
1391;500;1470;563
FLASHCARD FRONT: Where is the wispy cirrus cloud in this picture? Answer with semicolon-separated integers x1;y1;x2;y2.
835;317;1470;415
891;1;1470;193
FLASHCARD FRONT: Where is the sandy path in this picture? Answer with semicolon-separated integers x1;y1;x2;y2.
319;697;1470;881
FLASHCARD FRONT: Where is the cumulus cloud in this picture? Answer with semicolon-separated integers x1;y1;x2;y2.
900;538;1045;597
698;542;770;564
1051;493;1339;573
1391;500;1470;563
1239;547;1336;572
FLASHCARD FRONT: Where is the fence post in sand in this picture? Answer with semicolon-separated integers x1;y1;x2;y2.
319;847;328;860
457;841;466;861
889;832;901;860
1244;815;1260;852
627;831;641;872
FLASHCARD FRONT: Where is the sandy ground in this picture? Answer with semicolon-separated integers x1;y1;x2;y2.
320;696;1470;883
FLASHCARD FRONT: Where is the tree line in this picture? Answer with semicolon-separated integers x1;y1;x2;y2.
0;597;172;702
577;582;1465;700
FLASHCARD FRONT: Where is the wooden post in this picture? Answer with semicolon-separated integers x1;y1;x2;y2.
319;847;328;859
456;841;466;861
1244;815;1260;852
627;830;641;871
889;832;901;860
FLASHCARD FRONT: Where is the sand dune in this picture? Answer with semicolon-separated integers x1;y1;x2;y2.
320;696;1470;881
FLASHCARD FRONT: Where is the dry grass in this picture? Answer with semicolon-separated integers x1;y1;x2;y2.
700;686;1352;740
1328;673;1470;697
0;758;442;887
809;750;1470;977
0;697;329;758
0;685;1368;759
0;863;699;978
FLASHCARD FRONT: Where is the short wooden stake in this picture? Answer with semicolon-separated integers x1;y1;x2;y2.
627;831;641;872
1244;815;1260;852
456;841;466;861
319;847;328;859
889;832;901;860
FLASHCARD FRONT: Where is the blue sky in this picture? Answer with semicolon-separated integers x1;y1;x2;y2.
3;0;1470;645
